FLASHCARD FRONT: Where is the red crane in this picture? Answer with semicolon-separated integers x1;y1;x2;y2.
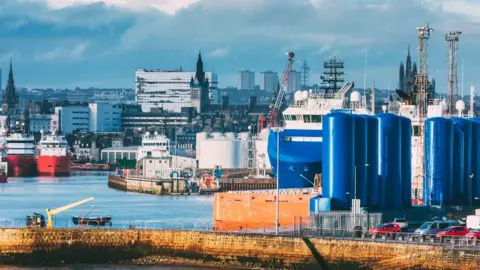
268;52;295;128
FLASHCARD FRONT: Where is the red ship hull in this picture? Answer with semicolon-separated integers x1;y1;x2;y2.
6;155;36;177
37;155;71;176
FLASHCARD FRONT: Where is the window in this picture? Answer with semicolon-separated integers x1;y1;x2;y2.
413;126;420;136
439;223;449;229
311;115;322;123
304;115;311;123
291;115;297;121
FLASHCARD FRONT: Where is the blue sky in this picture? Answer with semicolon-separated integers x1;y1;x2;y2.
2;0;480;93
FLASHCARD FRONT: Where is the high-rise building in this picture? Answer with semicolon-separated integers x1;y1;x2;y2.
260;71;279;92
135;53;218;113
237;70;255;90
2;61;19;115
287;70;301;93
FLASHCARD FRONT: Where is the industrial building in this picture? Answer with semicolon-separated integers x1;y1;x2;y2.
101;146;139;163
89;103;122;133
196;132;253;169
54;106;90;134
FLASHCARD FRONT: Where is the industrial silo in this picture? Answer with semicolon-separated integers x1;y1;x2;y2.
195;132;208;161
376;113;402;210
471;119;480;201
365;115;379;208
353;115;368;207
400;116;412;207
424;118;454;206
451;118;472;205
322;112;355;210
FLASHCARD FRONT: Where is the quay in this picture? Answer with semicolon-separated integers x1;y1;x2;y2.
1;228;480;269
108;175;191;195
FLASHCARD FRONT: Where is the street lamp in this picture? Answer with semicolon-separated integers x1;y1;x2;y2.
271;127;284;235
353;164;370;227
470;173;475;208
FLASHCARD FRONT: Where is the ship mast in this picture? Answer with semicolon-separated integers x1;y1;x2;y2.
414;23;433;204
320;57;345;95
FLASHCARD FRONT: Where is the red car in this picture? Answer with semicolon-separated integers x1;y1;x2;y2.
466;230;480;240
368;223;401;236
436;226;470;239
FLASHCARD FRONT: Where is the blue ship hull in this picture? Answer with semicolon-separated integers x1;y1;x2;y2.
267;129;323;189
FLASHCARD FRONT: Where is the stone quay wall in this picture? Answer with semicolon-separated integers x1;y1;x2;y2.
1;228;480;269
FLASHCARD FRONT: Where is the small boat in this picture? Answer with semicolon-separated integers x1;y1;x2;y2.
72;215;112;226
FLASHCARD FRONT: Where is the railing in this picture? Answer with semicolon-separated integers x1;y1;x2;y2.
294;227;480;249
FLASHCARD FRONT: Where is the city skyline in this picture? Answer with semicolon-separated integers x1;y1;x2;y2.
1;0;480;93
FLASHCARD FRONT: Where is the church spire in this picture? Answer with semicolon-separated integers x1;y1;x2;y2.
195;50;205;84
406;44;412;75
3;59;19;115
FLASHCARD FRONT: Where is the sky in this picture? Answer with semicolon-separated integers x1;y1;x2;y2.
1;0;480;93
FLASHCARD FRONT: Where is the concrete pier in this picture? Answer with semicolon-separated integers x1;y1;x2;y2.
108;175;190;195
0;228;479;269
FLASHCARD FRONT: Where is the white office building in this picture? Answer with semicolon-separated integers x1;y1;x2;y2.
237;70;255;90
89;103;122;132
30;114;52;133
260;71;279;92
55;107;90;134
135;69;218;113
287;70;302;93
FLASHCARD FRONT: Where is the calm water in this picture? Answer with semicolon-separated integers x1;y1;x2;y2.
0;171;213;228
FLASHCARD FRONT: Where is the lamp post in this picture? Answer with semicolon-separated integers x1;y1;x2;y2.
271;127;284;235
470;173;475;209
353;164;370;228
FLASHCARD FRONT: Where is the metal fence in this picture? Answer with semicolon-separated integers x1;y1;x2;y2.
0;218;214;231
294;212;383;234
293;226;480;249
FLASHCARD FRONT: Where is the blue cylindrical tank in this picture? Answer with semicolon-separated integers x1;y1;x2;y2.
471;119;480;202
424;118;454;206
365;115;379;208
353;115;368;207
451;118;472;205
376;113;403;210
400;116;412;207
322;112;355;209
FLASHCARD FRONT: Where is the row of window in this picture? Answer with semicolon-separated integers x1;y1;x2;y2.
284;114;322;123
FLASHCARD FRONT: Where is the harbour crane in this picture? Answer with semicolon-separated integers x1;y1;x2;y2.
267;52;295;128
45;197;94;228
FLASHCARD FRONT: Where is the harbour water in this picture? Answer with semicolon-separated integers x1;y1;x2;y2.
0;171;213;229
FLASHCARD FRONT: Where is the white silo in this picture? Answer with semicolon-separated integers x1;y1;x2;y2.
196;132;208;160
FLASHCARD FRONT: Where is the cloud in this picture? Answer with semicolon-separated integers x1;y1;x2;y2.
2;0;480;90
209;47;229;58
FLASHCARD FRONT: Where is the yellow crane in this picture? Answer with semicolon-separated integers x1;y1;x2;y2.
46;197;94;228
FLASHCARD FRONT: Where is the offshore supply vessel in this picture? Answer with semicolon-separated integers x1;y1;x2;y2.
6;132;36;177
36;131;71;176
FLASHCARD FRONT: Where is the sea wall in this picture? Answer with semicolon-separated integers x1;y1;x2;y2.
1;228;479;269
108;176;190;195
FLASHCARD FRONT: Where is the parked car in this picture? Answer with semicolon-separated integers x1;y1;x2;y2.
436;226;470;240
368;223;401;237
393;217;408;232
466;229;480;240
414;220;458;238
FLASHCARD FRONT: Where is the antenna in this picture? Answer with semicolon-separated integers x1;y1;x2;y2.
301;60;310;90
461;58;464;98
446;30;462;114
363;53;368;97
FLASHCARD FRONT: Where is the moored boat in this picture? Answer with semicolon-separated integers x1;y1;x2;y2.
6;132;36;177
72;215;112;226
36;131;71;176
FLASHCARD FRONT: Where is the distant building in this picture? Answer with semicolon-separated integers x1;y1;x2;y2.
237;70;255;90
55;106;90;134
30;114;52;133
287;70;301;93
88;103;122;133
135;53;218;113
2;61;19;115
260;71;279;92
121;111;191;131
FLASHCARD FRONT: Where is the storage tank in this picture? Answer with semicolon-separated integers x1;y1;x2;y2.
322;112;355;210
451;118;472;205
471;119;480;200
376;113;402;210
198;138;245;169
365;116;379;207
195;132;208;160
424;118;454;206
353;115;368;207
400;116;412;207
